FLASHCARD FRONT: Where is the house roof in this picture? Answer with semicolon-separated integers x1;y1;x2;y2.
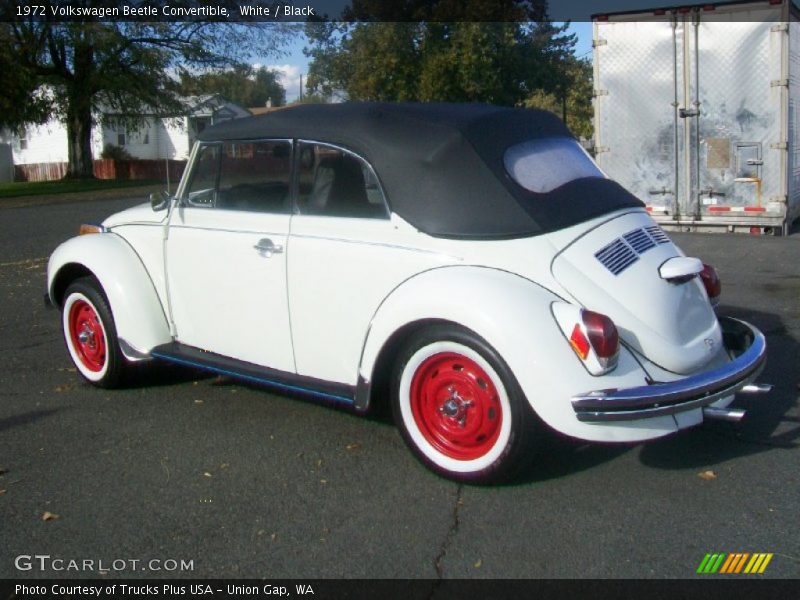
198;102;642;238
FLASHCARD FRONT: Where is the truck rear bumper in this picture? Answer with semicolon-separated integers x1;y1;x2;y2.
571;317;766;423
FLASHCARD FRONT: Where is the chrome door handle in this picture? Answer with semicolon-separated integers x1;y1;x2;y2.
253;238;283;258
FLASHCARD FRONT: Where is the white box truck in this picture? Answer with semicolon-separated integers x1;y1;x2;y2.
593;0;800;234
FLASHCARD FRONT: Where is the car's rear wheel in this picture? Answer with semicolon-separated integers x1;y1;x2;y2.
61;277;128;388
392;324;538;484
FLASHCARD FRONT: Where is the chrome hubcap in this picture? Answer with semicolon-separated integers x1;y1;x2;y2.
438;385;474;427
78;327;95;347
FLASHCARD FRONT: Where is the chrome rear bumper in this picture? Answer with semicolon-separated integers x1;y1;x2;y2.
571;317;767;423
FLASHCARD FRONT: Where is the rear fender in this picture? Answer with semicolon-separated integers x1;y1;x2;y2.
358;266;558;405
47;233;171;359
357;266;673;442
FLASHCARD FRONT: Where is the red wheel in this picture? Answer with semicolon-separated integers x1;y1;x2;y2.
61;277;129;388
409;352;503;461
67;299;107;372
392;324;538;484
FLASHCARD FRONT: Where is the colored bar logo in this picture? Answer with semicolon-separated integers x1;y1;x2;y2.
697;553;773;574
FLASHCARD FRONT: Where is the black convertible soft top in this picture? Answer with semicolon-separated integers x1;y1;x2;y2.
198;102;642;239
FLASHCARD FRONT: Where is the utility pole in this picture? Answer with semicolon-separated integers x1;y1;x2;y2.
299;74;303;101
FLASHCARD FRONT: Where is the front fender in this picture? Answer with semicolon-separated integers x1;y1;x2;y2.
358;266;675;442
48;233;171;358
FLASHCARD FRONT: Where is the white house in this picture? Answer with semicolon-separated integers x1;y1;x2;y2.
1;94;250;166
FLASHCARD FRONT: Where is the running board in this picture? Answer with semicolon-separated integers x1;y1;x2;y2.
150;342;356;407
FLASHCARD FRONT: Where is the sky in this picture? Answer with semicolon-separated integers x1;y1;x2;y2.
262;22;594;103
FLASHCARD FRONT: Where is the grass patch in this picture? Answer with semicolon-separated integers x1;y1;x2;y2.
0;179;161;199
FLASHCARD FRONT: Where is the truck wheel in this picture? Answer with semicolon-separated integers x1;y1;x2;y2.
61;277;129;388
392;324;538;484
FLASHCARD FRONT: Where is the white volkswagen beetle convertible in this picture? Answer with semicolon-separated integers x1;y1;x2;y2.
47;103;769;483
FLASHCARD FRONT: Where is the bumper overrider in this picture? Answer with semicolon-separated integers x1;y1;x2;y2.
571;317;768;423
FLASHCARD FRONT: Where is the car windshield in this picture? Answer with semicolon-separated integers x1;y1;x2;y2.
504;138;605;194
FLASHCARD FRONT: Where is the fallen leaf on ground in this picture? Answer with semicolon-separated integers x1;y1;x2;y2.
42;511;59;521
698;470;717;480
345;443;361;451
0;489;6;495
474;559;482;568
203;472;212;478
194;399;203;404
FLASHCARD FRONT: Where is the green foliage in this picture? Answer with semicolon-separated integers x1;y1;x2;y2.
525;57;594;139
305;15;576;105
290;93;331;105
304;2;593;137
178;65;286;108
100;144;133;161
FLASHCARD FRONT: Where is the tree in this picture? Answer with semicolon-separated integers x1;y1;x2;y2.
178;65;286;109
304;1;576;107
525;56;593;138
1;9;296;178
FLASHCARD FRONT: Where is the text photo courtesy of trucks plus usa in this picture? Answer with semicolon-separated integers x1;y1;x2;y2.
1;0;798;594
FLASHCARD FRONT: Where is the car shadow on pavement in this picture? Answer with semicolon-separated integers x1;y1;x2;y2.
512;433;633;485
123;361;214;389
0;408;61;433
638;304;799;470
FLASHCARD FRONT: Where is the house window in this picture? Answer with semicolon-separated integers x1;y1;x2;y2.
192;117;211;134
117;131;126;146
17;127;28;151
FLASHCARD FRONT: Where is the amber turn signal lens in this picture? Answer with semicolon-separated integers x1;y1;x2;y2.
79;224;104;235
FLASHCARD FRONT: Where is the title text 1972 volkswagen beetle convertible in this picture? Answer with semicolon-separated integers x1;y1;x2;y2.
46;103;770;483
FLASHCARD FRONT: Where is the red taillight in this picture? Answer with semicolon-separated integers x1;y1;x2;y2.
582;310;620;359
700;263;721;300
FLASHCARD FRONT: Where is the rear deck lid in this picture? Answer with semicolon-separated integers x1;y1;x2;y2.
551;211;722;375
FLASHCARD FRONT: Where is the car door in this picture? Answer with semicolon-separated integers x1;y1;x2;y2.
288;141;445;385
165;139;295;372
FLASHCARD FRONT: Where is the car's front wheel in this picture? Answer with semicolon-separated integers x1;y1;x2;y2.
392;324;538;484
61;277;129;388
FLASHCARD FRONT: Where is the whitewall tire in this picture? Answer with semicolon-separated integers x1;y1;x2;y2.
392;324;538;484
61;277;128;388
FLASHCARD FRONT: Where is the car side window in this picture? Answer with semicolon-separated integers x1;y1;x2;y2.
184;141;292;213
297;142;389;219
185;144;220;206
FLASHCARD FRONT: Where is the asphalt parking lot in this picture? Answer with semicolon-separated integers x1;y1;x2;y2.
0;194;798;580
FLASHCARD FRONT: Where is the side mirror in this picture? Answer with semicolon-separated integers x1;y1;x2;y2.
150;190;172;212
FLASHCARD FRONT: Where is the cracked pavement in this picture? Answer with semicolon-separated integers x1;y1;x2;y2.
0;195;798;579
